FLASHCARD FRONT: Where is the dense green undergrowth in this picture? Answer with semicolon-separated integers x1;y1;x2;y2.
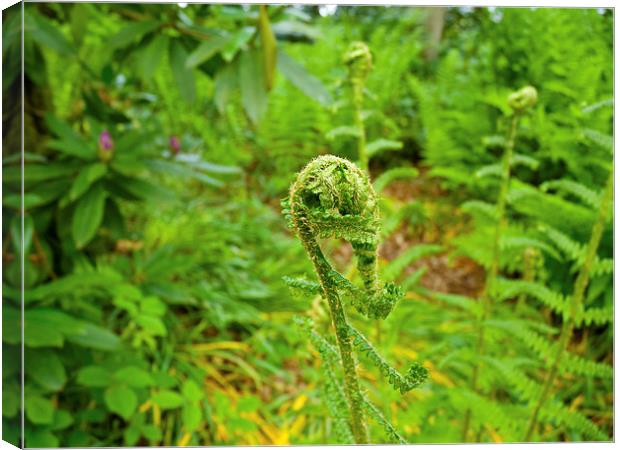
2;4;613;446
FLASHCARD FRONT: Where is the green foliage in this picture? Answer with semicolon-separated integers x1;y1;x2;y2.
2;4;612;446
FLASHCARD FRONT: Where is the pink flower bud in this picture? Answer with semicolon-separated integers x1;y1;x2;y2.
99;130;114;151
169;135;181;155
98;130;114;162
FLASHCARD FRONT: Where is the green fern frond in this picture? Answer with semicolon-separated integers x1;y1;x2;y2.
491;321;612;379
283;276;322;297
590;258;613;277
401;267;427;291
419;288;483;318
495;279;569;319
500;236;560;260
382;244;443;282
540;400;608;441
575;305;613;327
450;388;521;440
362;395;408;444
560;352;613;379
512;153;540;170
348;325;429;394
538;225;583;261
461;200;498;221
582;128;613;154
373;167;419;193
475;163;502;179
294;316;355;443
541;179;601;209
538;225;611;275
486;357;543;403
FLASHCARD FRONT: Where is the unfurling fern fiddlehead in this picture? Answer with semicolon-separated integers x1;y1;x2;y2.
344;42;372;171
283;155;428;443
462;86;538;441
523;165;613;441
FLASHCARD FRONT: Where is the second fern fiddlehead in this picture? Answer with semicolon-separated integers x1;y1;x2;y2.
284;155;427;443
344;42;372;171
462;86;537;441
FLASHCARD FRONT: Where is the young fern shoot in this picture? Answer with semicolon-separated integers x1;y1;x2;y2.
344;42;372;171
462;86;538;440
283;155;428;443
523;166;613;441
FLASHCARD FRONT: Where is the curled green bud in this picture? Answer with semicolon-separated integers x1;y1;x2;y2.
343;41;372;83
508;85;538;112
289;155;379;245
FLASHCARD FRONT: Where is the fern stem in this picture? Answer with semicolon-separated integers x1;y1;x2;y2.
299;234;369;443
463;112;520;441
352;79;368;171
516;247;537;313
524;167;613;441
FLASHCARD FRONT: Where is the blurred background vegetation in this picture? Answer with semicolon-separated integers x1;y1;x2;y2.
2;3;613;446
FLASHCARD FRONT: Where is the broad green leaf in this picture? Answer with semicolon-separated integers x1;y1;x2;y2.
104;385;137;420
141;424;163;442
110;20;161;49
45;113;84;148
3;307;21;345
136;35;169;80
110;155;145;177
145;160;223;188
77;366;111;387
26;350;67;391
114;366;155;388
119;177;175;202
3;162;80;183
25;307;85;336
19;179;72;210
25;395;55;424
258;5;277;91
124;424;142;446
25;429;59;448
27;12;75;56
182;402;202;432
135;315;167;336
170;40;196;103
50;409;74;431
181;379;204;401
140;296;167;317
10;214;34;258
221;27;254;62
2;383;20;418
24;308;86;348
71;183;107;248
277;49;332;106
47;139;94;160
69;163;107;201
185;35;228;68
239;47;268;124
67;323;121;351
214;61;238;113
238;395;261;413
152;390;184;409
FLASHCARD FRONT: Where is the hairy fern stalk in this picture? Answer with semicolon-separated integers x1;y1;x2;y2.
462;86;538;441
283;155;428;443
